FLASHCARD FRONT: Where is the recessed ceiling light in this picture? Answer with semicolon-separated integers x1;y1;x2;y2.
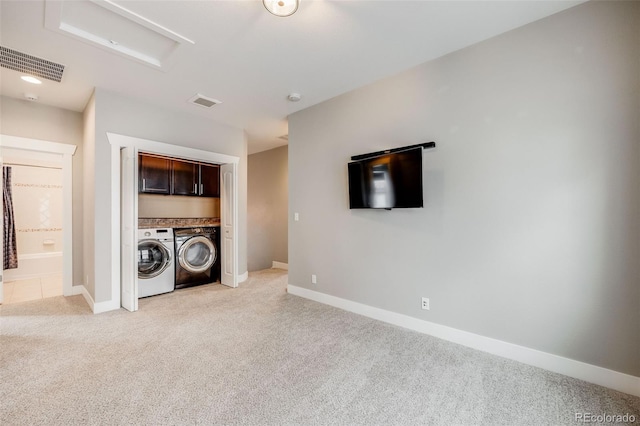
21;75;42;84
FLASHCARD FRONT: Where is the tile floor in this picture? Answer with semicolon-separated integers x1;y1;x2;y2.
2;273;63;304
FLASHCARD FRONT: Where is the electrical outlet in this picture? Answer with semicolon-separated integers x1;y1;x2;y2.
421;297;430;310
311;274;317;284
294;212;299;221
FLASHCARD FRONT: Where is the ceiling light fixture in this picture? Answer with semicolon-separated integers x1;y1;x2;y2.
21;75;42;84
263;0;299;17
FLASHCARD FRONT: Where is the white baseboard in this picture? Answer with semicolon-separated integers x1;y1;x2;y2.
94;299;120;314
238;271;249;283
70;285;83;296
272;261;289;270
78;284;94;311
287;284;640;397
76;284;120;314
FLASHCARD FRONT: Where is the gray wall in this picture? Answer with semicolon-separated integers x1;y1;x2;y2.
0;96;85;288
248;145;288;271
87;88;247;303
288;1;639;376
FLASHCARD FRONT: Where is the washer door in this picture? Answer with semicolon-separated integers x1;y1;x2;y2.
138;240;172;279
178;236;216;273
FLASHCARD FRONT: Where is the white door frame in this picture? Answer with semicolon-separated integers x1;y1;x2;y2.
107;132;239;310
120;146;139;312
0;135;77;300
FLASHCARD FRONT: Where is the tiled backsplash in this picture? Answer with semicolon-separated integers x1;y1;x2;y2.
138;218;221;229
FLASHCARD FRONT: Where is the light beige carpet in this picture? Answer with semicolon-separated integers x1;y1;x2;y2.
1;268;638;425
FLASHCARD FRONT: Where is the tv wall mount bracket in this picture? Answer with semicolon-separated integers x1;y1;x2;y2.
350;142;436;161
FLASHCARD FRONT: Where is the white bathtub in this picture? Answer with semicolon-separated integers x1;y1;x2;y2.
3;252;63;281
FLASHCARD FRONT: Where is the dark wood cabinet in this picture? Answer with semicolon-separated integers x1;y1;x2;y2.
171;160;198;196
199;164;220;197
139;154;219;198
139;154;170;194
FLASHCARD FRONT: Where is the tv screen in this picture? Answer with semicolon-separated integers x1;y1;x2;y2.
348;147;423;209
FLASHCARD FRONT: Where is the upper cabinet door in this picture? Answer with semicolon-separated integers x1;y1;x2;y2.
199;164;220;197
171;160;198;196
139;154;170;194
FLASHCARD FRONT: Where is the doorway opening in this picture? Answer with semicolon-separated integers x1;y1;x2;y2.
108;132;239;312
3;151;62;303
0;135;77;304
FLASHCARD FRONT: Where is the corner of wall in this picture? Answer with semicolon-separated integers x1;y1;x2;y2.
82;92;97;301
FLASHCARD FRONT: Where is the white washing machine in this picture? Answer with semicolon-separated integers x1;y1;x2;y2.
137;228;175;298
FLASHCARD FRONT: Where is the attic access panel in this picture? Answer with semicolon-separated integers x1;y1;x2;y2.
44;0;194;70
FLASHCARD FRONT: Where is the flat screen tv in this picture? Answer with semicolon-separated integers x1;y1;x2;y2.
348;147;423;209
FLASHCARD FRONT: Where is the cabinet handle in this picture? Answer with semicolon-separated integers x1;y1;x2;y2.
200;183;203;194
142;178;146;191
194;183;197;194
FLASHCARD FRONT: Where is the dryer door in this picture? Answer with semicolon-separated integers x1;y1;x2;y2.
178;236;216;273
138;240;171;279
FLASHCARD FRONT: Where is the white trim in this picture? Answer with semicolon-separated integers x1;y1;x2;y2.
119;146;139;311
77;284;120;314
0;135;76;155
62;149;74;296
287;284;640;397
78;284;94;311
1;134;76;300
107;132;239;164
272;261;289;270
44;0;193;70
70;285;83;296
97;0;195;45
93;298;120;314
238;271;248;283
109;139;122;311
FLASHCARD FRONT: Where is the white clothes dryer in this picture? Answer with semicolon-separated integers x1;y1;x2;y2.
137;228;175;298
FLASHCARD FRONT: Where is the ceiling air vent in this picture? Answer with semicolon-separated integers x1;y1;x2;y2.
0;45;65;82
188;93;221;108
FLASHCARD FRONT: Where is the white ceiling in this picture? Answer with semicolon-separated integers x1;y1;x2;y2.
0;0;583;154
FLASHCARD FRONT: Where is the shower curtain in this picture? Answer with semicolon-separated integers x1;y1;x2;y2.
3;166;18;270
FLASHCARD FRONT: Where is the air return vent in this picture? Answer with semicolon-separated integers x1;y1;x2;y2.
188;93;221;108
0;46;65;82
